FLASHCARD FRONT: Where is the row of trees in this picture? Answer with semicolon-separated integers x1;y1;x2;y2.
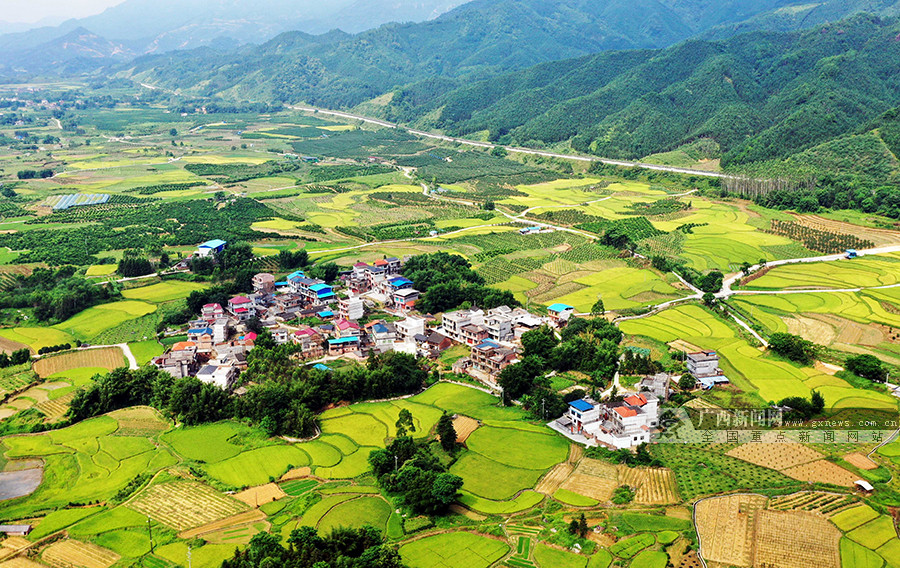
222;528;403;568
67;343;431;439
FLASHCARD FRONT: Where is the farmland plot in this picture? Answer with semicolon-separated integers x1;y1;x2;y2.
617;466;679;505
41;539;120;568
127;481;248;531
33;348;126;378
695;494;767;567
753;510;840;568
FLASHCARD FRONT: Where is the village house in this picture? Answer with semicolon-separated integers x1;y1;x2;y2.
151;341;201;378
196;363;239;390
469;340;519;379
328;336;360;355
424;331;452;356
441;308;485;343
228;296;256;320
369;321;397;345
339;296;365;321
252;273;276;294
391;288;420;312
639;373;671;400
201;303;225;322
554;394;660;449
547;303;575;324
686;351;730;389
396;316;426;342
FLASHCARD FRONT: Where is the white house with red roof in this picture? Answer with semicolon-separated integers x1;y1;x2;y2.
228;296;256;320
201;303;224;321
553;392;659;449
333;318;361;338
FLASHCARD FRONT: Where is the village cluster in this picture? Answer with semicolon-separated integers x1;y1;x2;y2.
152;240;732;449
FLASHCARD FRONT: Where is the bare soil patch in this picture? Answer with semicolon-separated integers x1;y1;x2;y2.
844;453;878;470
726;443;824;471
452;415;480;444
280;467;312;481
781;460;858;487
535;463;573;495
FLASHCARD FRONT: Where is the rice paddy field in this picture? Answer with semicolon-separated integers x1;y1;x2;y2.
52;301;158;340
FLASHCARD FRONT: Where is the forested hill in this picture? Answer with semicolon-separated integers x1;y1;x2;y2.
380;13;900;172
126;0;896;109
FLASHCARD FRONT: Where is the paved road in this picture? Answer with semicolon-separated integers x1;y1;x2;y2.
289;105;730;179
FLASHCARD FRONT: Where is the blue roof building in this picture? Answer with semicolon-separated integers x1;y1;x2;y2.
388;277;414;289
313;363;332;372
547;303;575;313
568;399;594;412
188;327;213;336
328;337;359;345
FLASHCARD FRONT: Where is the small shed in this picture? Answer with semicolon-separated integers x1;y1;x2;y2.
0;525;32;536
855;479;874;493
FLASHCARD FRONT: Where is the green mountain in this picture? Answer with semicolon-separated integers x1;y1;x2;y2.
379;13;900;171
128;0;898;109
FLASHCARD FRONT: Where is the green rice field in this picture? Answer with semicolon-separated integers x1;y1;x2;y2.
399;532;510;568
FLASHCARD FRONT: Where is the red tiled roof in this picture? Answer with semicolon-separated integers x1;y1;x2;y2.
171;341;196;351
234;307;249;313
624;394;648;407
614;407;637;418
230;296;251;304
374;259;388;266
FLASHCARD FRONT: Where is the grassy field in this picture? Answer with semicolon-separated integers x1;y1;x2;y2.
85;265;117;277
204;445;310;487
399;532;509;568
743;254;900;290
128;340;164;365
53;301;157;340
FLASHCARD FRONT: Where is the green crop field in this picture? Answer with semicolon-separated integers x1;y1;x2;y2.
465;425;568;470
629;550;668;568
609;513;691;534
1;415;178;519
533;543;588;568
847;516;898;549
456;490;544;515
840;537;885;568
86;264;117;276
399;532;510;568
161;421;257;463
204;444;310;487
69;507;149;536
128;340;164;365
831;505;881;531
53;301;157;340
620;304;897;408
554;488;599;507
608;533;655;559
316;496;392;534
450;452;545;500
0;327;75;352
744;255;900;290
121;281;209;303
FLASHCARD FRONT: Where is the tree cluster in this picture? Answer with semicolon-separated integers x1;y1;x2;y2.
404;252;518;313
845;354;888;383
768;332;818;365
222;528;403;568
368;436;463;515
37;343;72;355
0;266;119;322
778;391;825;421
500;320;623;407
0;349;30;368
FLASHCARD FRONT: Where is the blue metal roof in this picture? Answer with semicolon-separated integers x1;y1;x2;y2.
328;337;359;345
475;340;501;350
199;239;227;249
313;363;332;371
389;277;413;287
310;284;332;292
547;303;574;312
188;327;213;335
287;271;306;280
569;399;594;412
318;311;334;317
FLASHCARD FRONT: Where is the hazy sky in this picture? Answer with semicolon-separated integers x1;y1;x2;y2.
4;0;124;23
